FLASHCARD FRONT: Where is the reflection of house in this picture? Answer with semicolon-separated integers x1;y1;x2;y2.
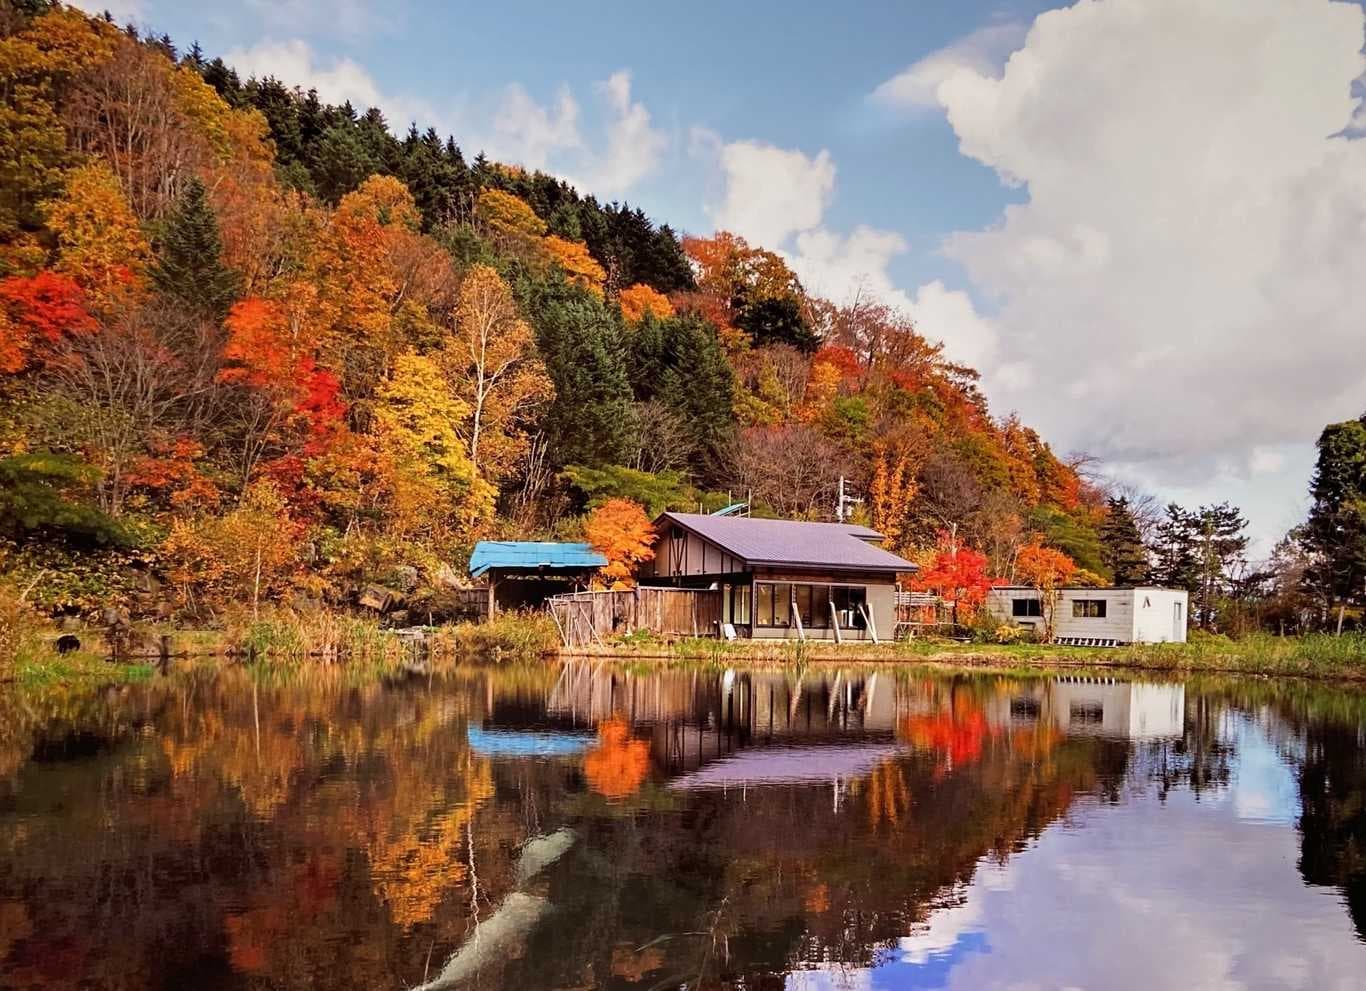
1003;678;1186;739
640;513;916;641
986;587;1189;645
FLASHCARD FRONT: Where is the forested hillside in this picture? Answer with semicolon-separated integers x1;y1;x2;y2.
0;3;1112;619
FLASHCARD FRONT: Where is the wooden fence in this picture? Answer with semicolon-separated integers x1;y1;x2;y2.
547;587;723;647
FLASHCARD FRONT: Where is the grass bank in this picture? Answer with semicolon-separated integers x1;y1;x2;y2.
3;601;563;691
562;631;1366;681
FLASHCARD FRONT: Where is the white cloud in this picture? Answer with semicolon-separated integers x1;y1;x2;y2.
484;71;667;197
924;0;1366;489
871;20;1027;112
223;39;389;113
490;83;582;171
707;140;836;247
699;137;999;369
67;0;145;23
584;71;668;197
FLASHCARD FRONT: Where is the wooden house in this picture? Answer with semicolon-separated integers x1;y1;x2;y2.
639;512;917;641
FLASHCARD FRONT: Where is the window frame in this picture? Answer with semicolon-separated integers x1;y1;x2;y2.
1071;598;1108;619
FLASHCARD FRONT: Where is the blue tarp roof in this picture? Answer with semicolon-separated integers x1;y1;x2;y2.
467;725;594;757
468;540;607;578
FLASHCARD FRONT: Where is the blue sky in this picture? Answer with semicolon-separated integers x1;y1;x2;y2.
78;0;1366;549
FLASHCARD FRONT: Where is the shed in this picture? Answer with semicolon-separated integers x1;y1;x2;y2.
985;586;1189;645
469;541;607;615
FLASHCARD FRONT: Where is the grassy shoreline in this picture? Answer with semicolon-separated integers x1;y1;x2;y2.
6;605;1366;690
557;631;1366;682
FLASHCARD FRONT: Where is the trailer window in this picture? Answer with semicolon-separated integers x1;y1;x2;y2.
1072;599;1107;618
1012;598;1043;617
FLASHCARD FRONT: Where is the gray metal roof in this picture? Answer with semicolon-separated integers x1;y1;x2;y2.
660;513;917;573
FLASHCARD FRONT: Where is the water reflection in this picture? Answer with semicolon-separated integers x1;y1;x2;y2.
0;663;1364;989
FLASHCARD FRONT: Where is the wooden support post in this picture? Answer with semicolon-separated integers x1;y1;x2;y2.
830;600;843;644
791;589;805;641
487;571;498;619
860;603;879;644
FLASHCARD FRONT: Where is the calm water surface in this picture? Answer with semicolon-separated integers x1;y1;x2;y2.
2;662;1365;990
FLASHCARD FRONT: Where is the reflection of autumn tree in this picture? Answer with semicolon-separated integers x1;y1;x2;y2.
583;717;650;798
0;667;519;989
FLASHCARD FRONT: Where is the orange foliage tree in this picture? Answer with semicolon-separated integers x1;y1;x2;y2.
584;498;655;586
1015;540;1077;641
618;283;673;323
583;718;650;799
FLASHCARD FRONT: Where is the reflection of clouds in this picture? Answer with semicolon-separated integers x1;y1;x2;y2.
790;723;1366;990
1229;717;1300;826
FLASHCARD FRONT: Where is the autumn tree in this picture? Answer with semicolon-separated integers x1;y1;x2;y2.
869;449;919;554
161;478;300;617
373;352;494;551
584;498;655;586
477;188;545;261
0;270;96;373
913;532;994;625
543;234;605;297
447;264;549;482
43;160;151;310
618;283;672;323
1015;540;1076;641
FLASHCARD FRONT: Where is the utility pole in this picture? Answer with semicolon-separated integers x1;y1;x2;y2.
836;476;862;523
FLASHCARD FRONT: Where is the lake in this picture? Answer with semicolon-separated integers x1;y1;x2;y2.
2;662;1365;990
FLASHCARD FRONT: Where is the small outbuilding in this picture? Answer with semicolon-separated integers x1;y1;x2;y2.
985;586;1189;645
469;541;607;615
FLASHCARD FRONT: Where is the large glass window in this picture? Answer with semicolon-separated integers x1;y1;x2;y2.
795;584;817;628
773;584;790;627
832;586;868;629
1072;599;1107;618
757;583;775;626
1012;598;1043;617
732;583;750;625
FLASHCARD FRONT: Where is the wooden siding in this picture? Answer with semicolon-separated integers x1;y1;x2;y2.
646;524;744;579
548;587;723;646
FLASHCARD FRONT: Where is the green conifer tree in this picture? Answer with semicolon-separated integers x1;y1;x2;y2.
152;178;241;319
1099;496;1150;585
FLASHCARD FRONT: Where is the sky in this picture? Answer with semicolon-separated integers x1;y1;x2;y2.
74;0;1366;551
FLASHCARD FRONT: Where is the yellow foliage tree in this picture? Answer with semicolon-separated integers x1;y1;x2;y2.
869;449;919;553
160;479;301;616
42;161;150;310
449;264;550;483
373;352;494;548
476;188;545;261
543;234;605;297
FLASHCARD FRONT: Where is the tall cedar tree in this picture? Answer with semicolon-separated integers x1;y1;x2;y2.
628;312;735;475
1099;496;1149;585
527;280;634;468
1305;414;1366;622
152;178;241;319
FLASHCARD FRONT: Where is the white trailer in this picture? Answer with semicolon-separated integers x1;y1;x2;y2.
985;586;1188;645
